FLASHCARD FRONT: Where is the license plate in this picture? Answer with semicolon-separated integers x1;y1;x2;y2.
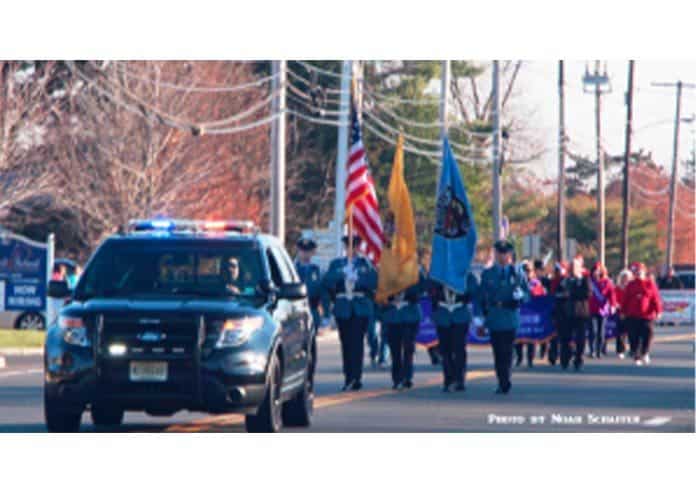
129;361;168;382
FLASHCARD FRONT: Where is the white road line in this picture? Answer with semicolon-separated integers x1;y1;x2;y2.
0;368;42;380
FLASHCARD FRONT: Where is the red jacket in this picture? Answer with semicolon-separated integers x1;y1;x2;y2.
615;286;625;316
589;277;617;316
622;278;663;320
528;278;547;297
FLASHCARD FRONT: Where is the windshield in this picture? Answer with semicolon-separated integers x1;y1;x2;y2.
74;242;264;300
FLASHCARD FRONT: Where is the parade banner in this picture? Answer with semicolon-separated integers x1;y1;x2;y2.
467;295;556;345
416;295;621;346
416;297;439;348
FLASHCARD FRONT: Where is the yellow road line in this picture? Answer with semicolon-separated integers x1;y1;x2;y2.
165;369;496;432
165;333;692;432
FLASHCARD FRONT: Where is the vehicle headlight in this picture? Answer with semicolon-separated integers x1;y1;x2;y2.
59;316;90;347
215;316;265;348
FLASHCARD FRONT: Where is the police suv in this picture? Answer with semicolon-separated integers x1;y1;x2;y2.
44;220;315;433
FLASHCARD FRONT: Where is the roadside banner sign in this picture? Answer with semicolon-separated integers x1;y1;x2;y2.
0;231;54;313
659;290;695;324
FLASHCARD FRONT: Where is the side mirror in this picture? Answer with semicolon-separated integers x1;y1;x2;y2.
278;282;307;301
47;280;71;299
257;279;278;295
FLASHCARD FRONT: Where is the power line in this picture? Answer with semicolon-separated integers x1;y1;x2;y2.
112;61;277;93
362;110;482;155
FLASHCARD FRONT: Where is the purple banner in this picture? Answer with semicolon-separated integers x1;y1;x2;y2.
416;295;620;347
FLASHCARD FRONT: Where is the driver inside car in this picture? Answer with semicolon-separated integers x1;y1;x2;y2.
225;256;242;294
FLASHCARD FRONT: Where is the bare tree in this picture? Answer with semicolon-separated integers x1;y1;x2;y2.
52;61;270;247
0;61;69;218
449;60;546;165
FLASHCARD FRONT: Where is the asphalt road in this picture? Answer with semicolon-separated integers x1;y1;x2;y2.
0;325;693;433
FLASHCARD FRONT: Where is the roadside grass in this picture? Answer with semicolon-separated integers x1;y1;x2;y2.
0;329;45;348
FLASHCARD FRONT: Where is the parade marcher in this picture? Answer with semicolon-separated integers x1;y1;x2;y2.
547;261;568;366
295;236;328;334
556;256;591;371
588;261;617;359
431;272;478;392
514;261;544;367
322;234;378;391
614;269;633;359
479;240;529;394
623;262;663;366
534;259;552;359
380;275;423;389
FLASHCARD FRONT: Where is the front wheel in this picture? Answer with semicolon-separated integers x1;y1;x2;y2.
245;352;283;433
44;390;81;433
282;350;314;427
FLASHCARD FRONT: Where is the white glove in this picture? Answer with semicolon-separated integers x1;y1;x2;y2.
512;287;524;301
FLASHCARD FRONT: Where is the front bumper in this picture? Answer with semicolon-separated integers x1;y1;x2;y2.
44;344;269;415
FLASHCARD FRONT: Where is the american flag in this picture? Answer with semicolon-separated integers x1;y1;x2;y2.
345;101;383;264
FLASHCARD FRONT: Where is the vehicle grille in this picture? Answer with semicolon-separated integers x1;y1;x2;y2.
97;315;201;398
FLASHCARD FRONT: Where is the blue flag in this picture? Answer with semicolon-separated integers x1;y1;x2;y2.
430;137;478;293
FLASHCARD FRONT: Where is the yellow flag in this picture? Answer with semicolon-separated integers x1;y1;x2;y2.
376;134;419;304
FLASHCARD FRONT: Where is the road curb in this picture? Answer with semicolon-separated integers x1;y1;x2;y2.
0;347;44;356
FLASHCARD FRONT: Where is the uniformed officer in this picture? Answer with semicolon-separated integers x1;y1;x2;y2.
379;274;423;389
322;234;377;391
430;272;479;392
294;237;328;334
478;240;530;394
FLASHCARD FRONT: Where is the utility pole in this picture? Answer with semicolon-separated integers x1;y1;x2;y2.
583;61;611;265
492;60;503;241
651;80;696;268
270;60;287;243
620;61;635;269
557;60;566;262
334;60;353;256
439;60;451;161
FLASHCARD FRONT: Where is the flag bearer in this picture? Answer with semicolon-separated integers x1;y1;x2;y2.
322;234;377;391
375;133;422;389
479;240;530;394
379;278;422;389
430;273;479;392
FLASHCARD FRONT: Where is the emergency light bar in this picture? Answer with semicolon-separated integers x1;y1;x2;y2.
127;219;257;234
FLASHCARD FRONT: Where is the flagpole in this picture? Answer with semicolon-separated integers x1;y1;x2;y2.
347;206;354;262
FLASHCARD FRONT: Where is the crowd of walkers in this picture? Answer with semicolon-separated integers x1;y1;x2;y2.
516;256;663;370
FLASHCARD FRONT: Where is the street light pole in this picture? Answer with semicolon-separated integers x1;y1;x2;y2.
620;61;635;269
270;60;286;244
558;60;566;262
492;61;503;241
583;61;611;265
